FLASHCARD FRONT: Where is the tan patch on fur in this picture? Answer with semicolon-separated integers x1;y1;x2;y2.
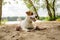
26;11;33;16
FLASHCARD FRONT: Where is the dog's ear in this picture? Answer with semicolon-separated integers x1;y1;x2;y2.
26;11;30;15
26;11;29;15
26;11;33;16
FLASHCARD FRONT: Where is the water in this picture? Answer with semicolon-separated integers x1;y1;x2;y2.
4;20;44;24
4;21;20;24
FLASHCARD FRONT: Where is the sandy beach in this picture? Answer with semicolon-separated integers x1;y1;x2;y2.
0;21;60;40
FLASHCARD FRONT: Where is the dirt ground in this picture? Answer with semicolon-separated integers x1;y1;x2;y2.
0;21;60;40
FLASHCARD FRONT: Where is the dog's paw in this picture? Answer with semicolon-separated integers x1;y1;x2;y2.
16;26;21;31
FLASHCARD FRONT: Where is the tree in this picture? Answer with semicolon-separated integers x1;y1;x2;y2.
0;0;2;25
45;0;52;20
52;0;56;20
23;0;40;19
45;0;56;21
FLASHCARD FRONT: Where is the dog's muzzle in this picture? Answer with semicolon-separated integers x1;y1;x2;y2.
30;17;36;22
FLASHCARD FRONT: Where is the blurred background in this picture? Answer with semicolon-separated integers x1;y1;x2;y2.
1;0;60;24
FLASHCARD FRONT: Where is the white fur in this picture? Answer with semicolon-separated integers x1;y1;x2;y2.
18;15;35;32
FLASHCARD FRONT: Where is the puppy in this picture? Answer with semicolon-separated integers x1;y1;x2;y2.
16;11;37;32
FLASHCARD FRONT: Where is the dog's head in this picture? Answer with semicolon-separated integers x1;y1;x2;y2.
26;11;38;22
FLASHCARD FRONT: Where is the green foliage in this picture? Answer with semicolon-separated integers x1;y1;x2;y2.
56;16;60;19
1;19;8;25
39;17;45;20
23;0;32;9
33;0;40;10
34;0;39;3
39;17;49;21
2;2;7;5
23;0;40;11
23;0;40;19
56;18;60;21
8;2;11;4
39;16;58;21
26;3;32;8
44;17;50;21
2;1;11;5
41;3;46;9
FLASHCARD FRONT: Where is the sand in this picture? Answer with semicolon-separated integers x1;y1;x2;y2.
0;21;60;40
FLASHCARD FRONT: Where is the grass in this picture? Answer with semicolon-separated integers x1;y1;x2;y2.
1;19;8;25
39;16;60;21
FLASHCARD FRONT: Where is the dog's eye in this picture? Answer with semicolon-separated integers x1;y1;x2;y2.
31;13;33;15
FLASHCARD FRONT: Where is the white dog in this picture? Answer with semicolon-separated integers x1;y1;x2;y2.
16;11;37;32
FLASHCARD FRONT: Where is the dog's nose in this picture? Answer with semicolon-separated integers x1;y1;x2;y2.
35;16;38;18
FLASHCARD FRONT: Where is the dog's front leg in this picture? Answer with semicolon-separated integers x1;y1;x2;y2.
22;28;29;32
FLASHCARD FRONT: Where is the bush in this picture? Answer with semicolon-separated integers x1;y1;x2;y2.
1;19;8;24
56;18;60;21
44;17;50;21
39;17;50;21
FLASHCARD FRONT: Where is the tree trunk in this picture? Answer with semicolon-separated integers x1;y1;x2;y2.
45;0;52;21
0;0;2;25
28;0;40;19
52;0;56;20
24;0;39;19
